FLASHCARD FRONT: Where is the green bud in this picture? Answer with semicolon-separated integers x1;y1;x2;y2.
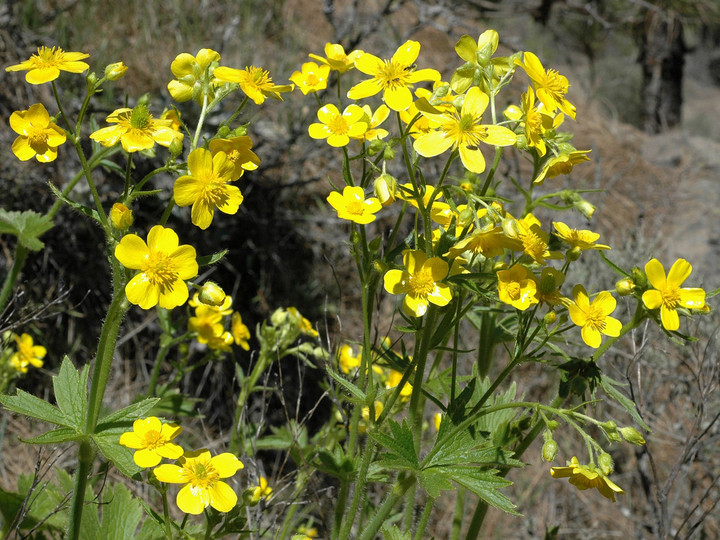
350;230;361;245
137;93;151;107
383;145;395;161
631;266;648;289
598;453;614;476
367;139;385;156
544;311;557;325
168;137;184;158
546;420;559;431
217;126;232;138
615;278;636;296
566;246;582;261
542;439;558;462
104;61;128;81
619;426;646;446
198;281;226;306
231;125;248;137
86;72;98;90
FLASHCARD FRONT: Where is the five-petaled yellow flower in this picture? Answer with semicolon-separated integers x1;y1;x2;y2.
154;449;244;515
553;222;610;252
174;148;244;230
167;48;221;103
497;264;539;311
414;87;516;173
249;476;273;503
384;249;452;317
309;104;368;147
515;51;576;119
309;43;363;73
641;258;706;331
533;150;591;185
232;312;251;351
213;65;293;105
520;87;557;157
119;417;183;468
90;105;182;153
9;103;66;162
209;136;260;179
115;225;198;310
289;62;331;95
347;40;441;112
5;46;89;84
9;333;46;373
568;284;622;348
551;456;624;502
327;186;381;224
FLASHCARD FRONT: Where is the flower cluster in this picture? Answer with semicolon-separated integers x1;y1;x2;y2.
188;291;251;352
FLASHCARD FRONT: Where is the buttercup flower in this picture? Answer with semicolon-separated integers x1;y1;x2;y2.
309;43;363;73
451;30;499;93
551;456;624;502
413;87;516;173
115;225;198;310
446;225;522;259
520;87;557;157
110;202;134;230
10;103;66;162
352;105;390;141
5;46;89;84
208;136;260;179
509;213;559;265
248;476;273;503
533;150;591;184
384;249;452;317
338;344;361;374
154;449;244;515
515;51;576;119
9;333;46;373
347;40;441;111
497;264;539;311
534;267;570;307
289;62;331;94
309;104;368;147
174;148;244;230
232;312;251;351
119;417;183;468
213;65;293;104
90;105;182;153
568;284;622;348
188;305;226;345
553;222;610;252
327;186;381;224
641;258;706;331
167;48;221;102
287;307;318;337
386;369;413;398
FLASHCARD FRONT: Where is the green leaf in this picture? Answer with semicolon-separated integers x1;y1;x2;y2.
0;389;69;427
381;525;412;540
0;209;53;251
98;483;144;540
436;466;517;514
197;249;228;266
93;433;143;479
600;374;651;432
95;398;160;432
52;356;89;430
370;420;418;471
47;182;101;222
325;367;367;401
20;427;85;445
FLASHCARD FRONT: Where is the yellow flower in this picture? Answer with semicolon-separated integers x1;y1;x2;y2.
309;104;368;147
115;225;198;310
553;222;610;252
249;476;273;503
451;30;500;93
386;370;413;398
208;136;260;179
520;87;557;157
213;65;293;104
289;62;331;95
551;456;624;502
396;183;442;211
188;305;225;344
287;307;318;337
119;417;183;468
497;264;539;311
309;43;363;73
154;449;243;515
9;333;46;373
232;312;251;351
352;105;390;141
535;267;571;307
296;524;319;538
5;46;89;84
104;61;128;81
10;103;66;162
641;258;706;331
347;40;441;112
515;51;576;119
90;105;182;153
568;285;622;348
413;87;516;174
384;249;452;317
327;186;381;224
446;225;522;259
110;202;134;230
359;401;383;433
508;213;559;265
174;148;244;230
338;344;361;374
533;150;591;185
167;48;221;102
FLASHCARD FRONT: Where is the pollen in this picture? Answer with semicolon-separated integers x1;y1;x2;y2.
143;252;179;292
377;60;410;89
130;104;151;129
328;115;350;135
142;430;165;450
187;459;220;488
660;285;681;309
408;268;436;297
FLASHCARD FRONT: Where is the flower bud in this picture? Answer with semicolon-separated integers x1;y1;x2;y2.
168;137;184;158
231;125;248;137
217;126;232;138
459;181;473;193
104;62;128;81
566;246;582;261
86;72;98;90
199;282;226;306
598;453;614;476
615;278;636;296
619;426;646;446
110;203;133;230
501;217;520;239
546;420;559;431
542;439;558;462
374;173;397;206
631;266;648;289
367;139;385;157
544;311;557;325
575;198;596;219
383;145;395;161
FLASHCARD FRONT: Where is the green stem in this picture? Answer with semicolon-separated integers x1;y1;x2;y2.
192;93;209;150
337;439;377;540
451;488;466;540
413;497;434;540
358;473;415;540
0;244;28;316
66;440;93;540
479;147;503;197
161;487;173;540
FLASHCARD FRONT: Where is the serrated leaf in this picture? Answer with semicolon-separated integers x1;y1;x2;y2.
197;249;228;266
326;367;366;401
95;398;160;432
47;182;101;222
419;467;455;497
0;209;53;251
98;483;144;540
52;357;88;430
437;466;517;514
93;433;143;479
0;389;69;427
370;419;418;471
20;427;85;445
600;374;651;431
381;525;412;540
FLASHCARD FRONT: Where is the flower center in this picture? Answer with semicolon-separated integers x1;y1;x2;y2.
142;429;165;450
378;60;411;90
660;285;681;309
186;460;219;489
408;267;436;297
345;200;365;215
245;66;272;90
32;46;61;68
584;305;607;332
130;104;151;129
521;231;547;261
306;74;319;86
328;115;350;135
540;69;569;97
506;282;522;300
28;129;49;147
143;251;179;292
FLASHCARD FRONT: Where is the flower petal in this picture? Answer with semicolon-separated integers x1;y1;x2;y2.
667;258;692;287
115;235;149;269
660;304;680;331
153;464;186;483
176;483;208;515
209;481;238;512
211;453;244;477
644;259;667;290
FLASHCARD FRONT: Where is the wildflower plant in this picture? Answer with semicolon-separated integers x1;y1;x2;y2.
0;27;718;540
